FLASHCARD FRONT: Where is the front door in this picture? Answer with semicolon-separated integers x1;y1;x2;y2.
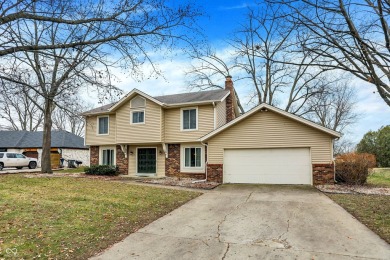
137;148;156;174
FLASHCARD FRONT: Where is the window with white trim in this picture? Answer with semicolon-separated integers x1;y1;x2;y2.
98;116;109;135
182;108;197;130
101;148;115;166
131;110;145;124
180;145;204;173
184;147;202;167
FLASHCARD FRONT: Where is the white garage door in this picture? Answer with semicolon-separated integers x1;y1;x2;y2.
223;148;311;184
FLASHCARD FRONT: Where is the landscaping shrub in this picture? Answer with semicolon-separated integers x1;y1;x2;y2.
84;165;119;176
335;153;376;185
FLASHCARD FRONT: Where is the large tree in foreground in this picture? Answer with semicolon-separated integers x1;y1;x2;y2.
272;0;390;106
0;0;201;173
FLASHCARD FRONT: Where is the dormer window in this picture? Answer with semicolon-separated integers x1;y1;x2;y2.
182;107;197;131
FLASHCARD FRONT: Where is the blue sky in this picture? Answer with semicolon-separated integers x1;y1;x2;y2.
99;1;390;145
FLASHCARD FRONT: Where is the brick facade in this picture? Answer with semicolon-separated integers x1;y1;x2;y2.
207;164;223;182
165;144;181;177
225;76;235;123
116;145;128;175
165;143;207;180
312;163;335;185
90;146;99;165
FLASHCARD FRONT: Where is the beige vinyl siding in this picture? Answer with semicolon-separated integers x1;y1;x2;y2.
165;105;214;143
85;115;116;145
127;144;165;177
215;99;226;128
207;110;333;164
161;108;165;142
116;97;161;143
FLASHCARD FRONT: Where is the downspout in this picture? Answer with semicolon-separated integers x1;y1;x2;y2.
333;138;339;183
192;141;208;183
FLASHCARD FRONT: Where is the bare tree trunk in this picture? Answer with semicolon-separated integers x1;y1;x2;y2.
41;100;53;173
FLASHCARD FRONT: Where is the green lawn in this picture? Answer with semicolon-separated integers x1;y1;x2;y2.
0;175;201;259
327;194;390;244
367;168;390;187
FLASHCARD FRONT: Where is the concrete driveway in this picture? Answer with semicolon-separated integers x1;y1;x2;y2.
92;185;390;260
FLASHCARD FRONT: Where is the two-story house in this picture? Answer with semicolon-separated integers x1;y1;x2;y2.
83;76;340;185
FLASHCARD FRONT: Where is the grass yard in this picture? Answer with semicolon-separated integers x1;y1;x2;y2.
0;175;201;259
367;168;390;187
58;167;86;174
327;194;390;244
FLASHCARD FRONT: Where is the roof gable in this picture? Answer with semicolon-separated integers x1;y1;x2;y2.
109;89;164;112
200;103;341;141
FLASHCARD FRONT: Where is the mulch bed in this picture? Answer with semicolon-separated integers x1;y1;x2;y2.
134;177;221;190
316;184;390;195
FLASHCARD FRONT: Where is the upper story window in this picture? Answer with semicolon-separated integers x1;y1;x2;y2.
98;116;109;135
182;108;197;130
131;110;145;124
130;96;146;125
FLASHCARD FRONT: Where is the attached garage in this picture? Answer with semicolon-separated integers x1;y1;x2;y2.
223;148;311;184
201;104;341;185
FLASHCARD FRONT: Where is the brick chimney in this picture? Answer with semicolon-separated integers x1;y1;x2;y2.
225;75;235;123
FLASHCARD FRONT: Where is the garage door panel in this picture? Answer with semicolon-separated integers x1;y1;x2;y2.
223;148;311;184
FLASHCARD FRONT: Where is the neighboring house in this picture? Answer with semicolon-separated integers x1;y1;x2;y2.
0;130;89;168
83;76;340;185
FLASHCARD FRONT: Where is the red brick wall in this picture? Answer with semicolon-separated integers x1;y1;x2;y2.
90;146;99;165
166;144;181;177
165;144;207;180
207;164;223;182
116;145;128;175
225;77;235;123
313;163;335;185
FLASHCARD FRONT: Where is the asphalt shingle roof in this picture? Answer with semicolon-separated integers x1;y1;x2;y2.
0;130;87;149
153;89;229;104
83;89;229;115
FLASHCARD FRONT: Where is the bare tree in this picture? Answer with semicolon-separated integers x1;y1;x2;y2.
52;101;90;137
187;4;329;116
0;84;43;131
271;0;390;106
186;49;245;113
0;0;201;173
306;81;359;132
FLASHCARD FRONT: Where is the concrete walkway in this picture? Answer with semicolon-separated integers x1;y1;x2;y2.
91;185;390;260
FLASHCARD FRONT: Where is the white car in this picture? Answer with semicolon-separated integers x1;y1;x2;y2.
0;152;38;170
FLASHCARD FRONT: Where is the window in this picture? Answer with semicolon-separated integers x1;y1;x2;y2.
6;153;16;158
182;108;197;130
132;110;145;124
15;154;26;158
0;153;3;158
98;116;109;135
184;147;202;168
102;149;115;166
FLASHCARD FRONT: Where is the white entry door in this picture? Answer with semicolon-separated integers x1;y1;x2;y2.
223;148;311;184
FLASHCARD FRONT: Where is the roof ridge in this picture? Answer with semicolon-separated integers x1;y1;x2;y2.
15;131;28;147
153;88;226;98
